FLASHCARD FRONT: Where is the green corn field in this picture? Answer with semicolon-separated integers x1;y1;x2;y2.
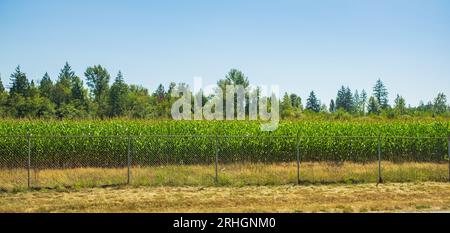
0;119;448;169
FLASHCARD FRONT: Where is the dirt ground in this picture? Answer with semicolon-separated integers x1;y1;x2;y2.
1;182;450;213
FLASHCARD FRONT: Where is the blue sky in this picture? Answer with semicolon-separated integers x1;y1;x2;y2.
0;0;449;106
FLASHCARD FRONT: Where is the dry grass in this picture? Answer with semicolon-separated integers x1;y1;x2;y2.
1;182;450;213
0;162;448;191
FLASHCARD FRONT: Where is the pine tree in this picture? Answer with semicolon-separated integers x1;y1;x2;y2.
167;82;176;99
54;62;77;106
329;99;336;112
373;79;389;109
360;89;368;114
60;62;76;81
0;74;4;93
344;87;353;112
9;66;30;97
367;96;380;115
0;73;7;117
153;84;166;102
336;86;353;112
353;90;360;113
39;72;53;99
70;76;83;100
336;86;345;111
28;80;39;97
109;71;128;117
306;91;320;112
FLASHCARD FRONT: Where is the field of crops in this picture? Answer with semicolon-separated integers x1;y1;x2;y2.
0;119;449;169
1;119;448;137
0;119;448;190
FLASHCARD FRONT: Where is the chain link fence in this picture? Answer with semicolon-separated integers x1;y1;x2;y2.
0;136;28;190
299;136;380;184
0;134;449;191
217;135;297;185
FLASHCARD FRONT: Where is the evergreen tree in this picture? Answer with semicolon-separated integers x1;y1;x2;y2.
367;96;380;115
353;90;360;113
329;99;336;112
28;80;39;97
7;67;27;117
39;72;53;99
336;86;345;111
54;62;77;106
0;73;4;93
306;91;320;112
373;79;389;109
345;87;354;112
153;84;166;102
71;76;86;102
60;62;76;80
0;80;7;117
336;86;353;112
109;71;128;117
167;82;176;99
9;66;30;97
360;89;368;114
68;76;90;118
153;84;171;117
0;73;5;117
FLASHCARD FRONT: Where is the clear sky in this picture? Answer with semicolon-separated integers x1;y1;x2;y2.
1;0;449;106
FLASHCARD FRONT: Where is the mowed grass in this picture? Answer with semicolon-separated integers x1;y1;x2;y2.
1;182;450;212
0;162;448;192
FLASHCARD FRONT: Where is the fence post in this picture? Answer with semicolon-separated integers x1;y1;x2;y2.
27;133;31;189
296;133;300;185
127;135;131;185
377;134;383;184
215;134;219;184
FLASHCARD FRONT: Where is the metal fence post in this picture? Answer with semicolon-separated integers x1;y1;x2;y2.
27;133;31;189
296;134;300;185
377;134;383;184
127;135;131;185
215;134;219;184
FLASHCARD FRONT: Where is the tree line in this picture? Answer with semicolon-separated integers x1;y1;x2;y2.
281;79;448;119
0;63;176;119
0;63;448;120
